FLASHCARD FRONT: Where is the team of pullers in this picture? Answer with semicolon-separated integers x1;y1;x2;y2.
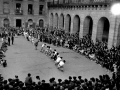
23;31;66;71
40;43;66;70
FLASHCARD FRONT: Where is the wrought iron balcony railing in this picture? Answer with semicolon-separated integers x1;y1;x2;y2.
39;0;45;2
48;0;120;7
15;9;23;15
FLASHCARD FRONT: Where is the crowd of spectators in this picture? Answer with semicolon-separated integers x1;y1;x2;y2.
0;72;119;90
25;26;120;74
0;26;120;90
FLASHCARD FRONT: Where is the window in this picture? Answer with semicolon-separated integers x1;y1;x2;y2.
16;3;21;8
39;5;44;14
28;4;33;14
15;3;23;15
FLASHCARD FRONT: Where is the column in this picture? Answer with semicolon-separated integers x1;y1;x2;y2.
79;18;84;38
109;16;120;48
63;14;66;30
34;0;39;15
70;16;73;34
10;0;14;15
23;0;28;15
53;13;55;28
91;19;98;43
57;14;60;28
108;18;116;49
0;0;3;14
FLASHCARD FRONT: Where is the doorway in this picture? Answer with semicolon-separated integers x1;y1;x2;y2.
39;19;44;27
16;19;22;27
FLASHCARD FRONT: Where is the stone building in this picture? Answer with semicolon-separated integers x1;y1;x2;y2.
0;0;120;49
0;0;48;28
47;0;120;49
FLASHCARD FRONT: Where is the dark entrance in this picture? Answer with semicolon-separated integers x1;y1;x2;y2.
16;19;22;27
39;19;44;27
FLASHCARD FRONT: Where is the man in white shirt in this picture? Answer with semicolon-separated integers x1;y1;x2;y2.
40;43;46;52
35;76;41;85
55;57;62;65
57;60;66;70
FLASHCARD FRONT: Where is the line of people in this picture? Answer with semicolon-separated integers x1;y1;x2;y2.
23;29;66;71
0;41;8;67
40;43;66;71
0;26;20;68
22;26;120;75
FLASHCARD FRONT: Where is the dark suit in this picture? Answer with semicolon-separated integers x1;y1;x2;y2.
11;36;14;45
8;37;11;46
25;76;32;86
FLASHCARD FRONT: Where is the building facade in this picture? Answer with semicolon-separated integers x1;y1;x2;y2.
0;0;120;49
0;0;48;28
47;0;120;49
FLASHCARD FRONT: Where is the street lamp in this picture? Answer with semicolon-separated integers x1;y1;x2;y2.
111;3;120;46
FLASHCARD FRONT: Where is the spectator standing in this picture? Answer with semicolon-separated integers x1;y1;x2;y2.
34;40;39;50
11;33;14;45
25;73;33;86
35;76;41;84
8;36;11;46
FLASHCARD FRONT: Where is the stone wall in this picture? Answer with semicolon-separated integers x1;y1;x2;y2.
48;6;120;49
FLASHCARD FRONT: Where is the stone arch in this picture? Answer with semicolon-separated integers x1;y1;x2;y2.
3;18;10;27
73;15;80;34
39;19;44;27
59;13;64;29
54;13;59;28
83;16;93;37
65;14;71;33
50;13;53;27
96;17;110;42
25;19;35;28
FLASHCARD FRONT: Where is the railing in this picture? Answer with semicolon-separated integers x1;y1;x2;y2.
15;0;23;1
15;9;23;15
39;0;45;2
28;10;34;15
48;0;120;7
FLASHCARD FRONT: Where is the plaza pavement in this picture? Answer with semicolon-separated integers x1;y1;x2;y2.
0;36;112;82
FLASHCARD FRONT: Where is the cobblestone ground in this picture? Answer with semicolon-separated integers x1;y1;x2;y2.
0;36;112;82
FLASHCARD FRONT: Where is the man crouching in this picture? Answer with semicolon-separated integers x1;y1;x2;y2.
57;60;66;71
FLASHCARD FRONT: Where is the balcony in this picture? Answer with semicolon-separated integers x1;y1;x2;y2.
15;0;23;1
15;9;23;15
48;0;120;7
28;10;34;15
39;0;45;2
